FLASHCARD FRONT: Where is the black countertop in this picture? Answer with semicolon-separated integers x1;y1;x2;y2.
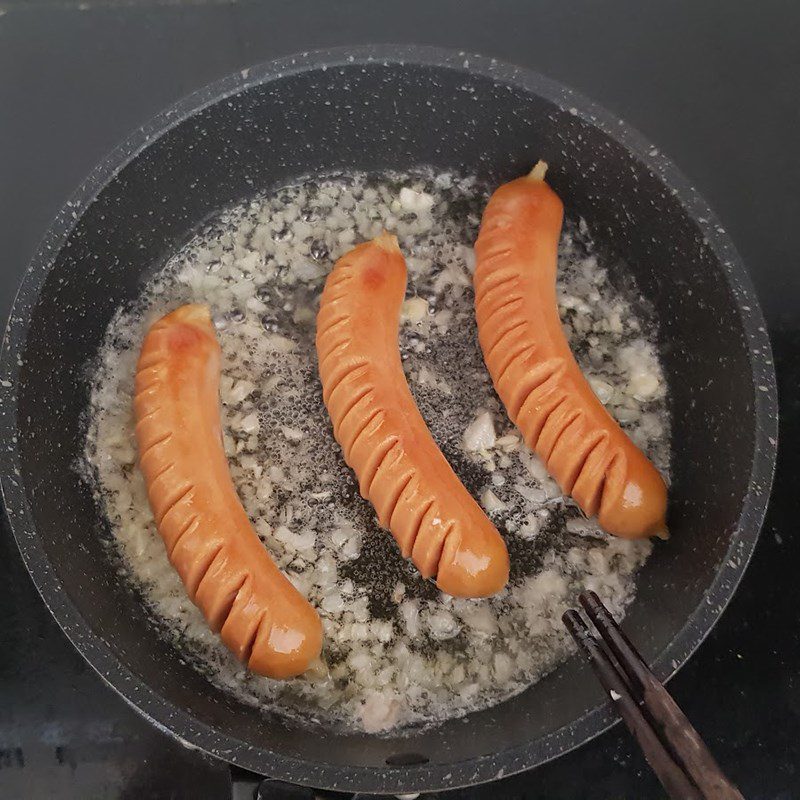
1;2;798;797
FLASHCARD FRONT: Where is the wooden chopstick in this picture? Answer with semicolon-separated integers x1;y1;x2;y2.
564;592;743;800
578;591;744;799
563;610;704;799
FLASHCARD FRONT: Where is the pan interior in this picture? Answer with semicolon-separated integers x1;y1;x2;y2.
83;167;669;734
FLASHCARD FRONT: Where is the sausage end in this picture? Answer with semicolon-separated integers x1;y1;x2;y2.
436;528;510;598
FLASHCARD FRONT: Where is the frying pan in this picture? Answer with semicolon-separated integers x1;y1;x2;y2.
0;46;777;794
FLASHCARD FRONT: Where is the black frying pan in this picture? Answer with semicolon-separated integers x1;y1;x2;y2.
0;46;777;794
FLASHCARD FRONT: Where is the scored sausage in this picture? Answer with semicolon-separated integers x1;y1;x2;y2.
316;234;509;597
473;163;668;539
134;304;322;678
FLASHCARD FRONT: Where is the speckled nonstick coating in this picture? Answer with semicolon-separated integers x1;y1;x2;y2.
0;46;777;793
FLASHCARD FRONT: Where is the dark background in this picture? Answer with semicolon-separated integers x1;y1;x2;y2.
1;1;798;797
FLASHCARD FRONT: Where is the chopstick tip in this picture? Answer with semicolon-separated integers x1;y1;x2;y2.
578;589;602;610
562;608;581;629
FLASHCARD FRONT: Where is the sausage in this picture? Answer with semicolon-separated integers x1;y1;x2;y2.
473;163;668;539
316;234;509;597
134;304;323;678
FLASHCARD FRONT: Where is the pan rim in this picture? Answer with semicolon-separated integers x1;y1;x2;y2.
0;44;778;793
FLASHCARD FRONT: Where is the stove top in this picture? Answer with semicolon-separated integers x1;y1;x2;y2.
1;2;799;797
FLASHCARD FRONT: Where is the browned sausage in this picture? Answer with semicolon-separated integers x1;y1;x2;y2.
316;234;509;597
474;163;668;538
134;304;323;678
